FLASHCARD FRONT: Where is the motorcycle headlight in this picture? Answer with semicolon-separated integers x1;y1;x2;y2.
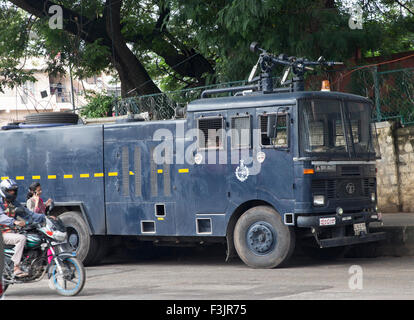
313;195;325;206
52;231;67;242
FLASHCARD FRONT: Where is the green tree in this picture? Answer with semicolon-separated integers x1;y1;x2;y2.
80;91;116;118
1;0;413;97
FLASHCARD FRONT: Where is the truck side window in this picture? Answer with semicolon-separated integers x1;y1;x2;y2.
197;116;225;149
231;115;251;149
260;113;288;148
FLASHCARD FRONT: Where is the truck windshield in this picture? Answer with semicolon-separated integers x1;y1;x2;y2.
299;99;378;159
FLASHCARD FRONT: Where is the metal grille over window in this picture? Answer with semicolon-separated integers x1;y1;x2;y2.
150;147;158;197
163;148;171;197
231;116;251;148
122;146;129;197
134;147;142;197
260;114;288;148
198;117;224;149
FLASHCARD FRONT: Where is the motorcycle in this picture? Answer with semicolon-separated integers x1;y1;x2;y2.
2;208;86;296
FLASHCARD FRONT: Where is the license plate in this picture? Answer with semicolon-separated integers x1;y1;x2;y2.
353;222;367;236
319;217;336;226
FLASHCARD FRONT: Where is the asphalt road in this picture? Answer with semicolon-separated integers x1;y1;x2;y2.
3;244;414;300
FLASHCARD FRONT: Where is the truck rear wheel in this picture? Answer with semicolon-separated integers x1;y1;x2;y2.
234;206;295;268
59;211;103;266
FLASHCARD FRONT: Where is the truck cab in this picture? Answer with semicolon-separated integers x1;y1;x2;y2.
185;89;385;267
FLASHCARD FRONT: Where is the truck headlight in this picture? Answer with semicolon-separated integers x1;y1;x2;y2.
313;195;325;206
371;193;376;202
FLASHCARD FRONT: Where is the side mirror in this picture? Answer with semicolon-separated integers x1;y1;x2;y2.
267;114;278;139
46;200;55;215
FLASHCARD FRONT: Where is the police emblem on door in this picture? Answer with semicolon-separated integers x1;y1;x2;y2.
235;160;249;182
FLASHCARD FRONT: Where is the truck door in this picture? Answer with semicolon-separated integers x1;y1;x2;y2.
227;107;258;208
185;111;229;236
255;106;294;208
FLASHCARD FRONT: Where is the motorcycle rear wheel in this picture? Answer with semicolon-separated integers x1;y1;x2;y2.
50;257;85;296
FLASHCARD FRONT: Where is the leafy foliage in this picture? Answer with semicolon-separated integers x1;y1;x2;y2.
80;91;116;118
0;0;413;95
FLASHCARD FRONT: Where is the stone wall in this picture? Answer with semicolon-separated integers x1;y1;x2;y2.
376;121;414;213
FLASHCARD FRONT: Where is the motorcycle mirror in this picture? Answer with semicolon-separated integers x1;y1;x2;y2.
49;200;55;211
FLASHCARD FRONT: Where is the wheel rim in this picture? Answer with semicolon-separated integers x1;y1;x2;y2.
246;221;277;255
51;258;82;295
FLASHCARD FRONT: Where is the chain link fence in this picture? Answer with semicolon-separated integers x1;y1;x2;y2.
114;67;414;125
114;79;255;120
113;77;286;120
376;68;414;125
340;66;414;125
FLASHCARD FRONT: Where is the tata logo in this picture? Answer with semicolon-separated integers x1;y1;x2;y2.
346;183;356;195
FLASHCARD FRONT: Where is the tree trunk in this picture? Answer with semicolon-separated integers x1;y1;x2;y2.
105;0;160;96
9;0;161;97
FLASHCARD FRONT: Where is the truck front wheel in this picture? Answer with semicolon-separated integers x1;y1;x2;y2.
59;211;102;266
234;206;295;268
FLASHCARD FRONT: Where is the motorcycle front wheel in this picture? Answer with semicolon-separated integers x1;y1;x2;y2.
50;257;85;296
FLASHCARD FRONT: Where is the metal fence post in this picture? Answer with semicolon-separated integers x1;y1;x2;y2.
372;66;381;122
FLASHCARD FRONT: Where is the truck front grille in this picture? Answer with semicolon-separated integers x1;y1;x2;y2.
312;178;376;199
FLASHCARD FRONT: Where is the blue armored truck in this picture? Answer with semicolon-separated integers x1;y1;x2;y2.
0;46;386;267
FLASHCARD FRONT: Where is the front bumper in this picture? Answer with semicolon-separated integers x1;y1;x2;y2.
317;232;387;248
296;211;387;248
296;211;380;228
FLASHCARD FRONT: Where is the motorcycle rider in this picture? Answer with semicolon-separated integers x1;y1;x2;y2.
0;179;45;277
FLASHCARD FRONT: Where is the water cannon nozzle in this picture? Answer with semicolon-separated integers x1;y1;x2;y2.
250;42;259;53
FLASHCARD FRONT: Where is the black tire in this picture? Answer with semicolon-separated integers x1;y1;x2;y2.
0;234;4;298
234;206;295;268
24;112;79;124
50;257;85;296
0;232;4;276
59;211;101;266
